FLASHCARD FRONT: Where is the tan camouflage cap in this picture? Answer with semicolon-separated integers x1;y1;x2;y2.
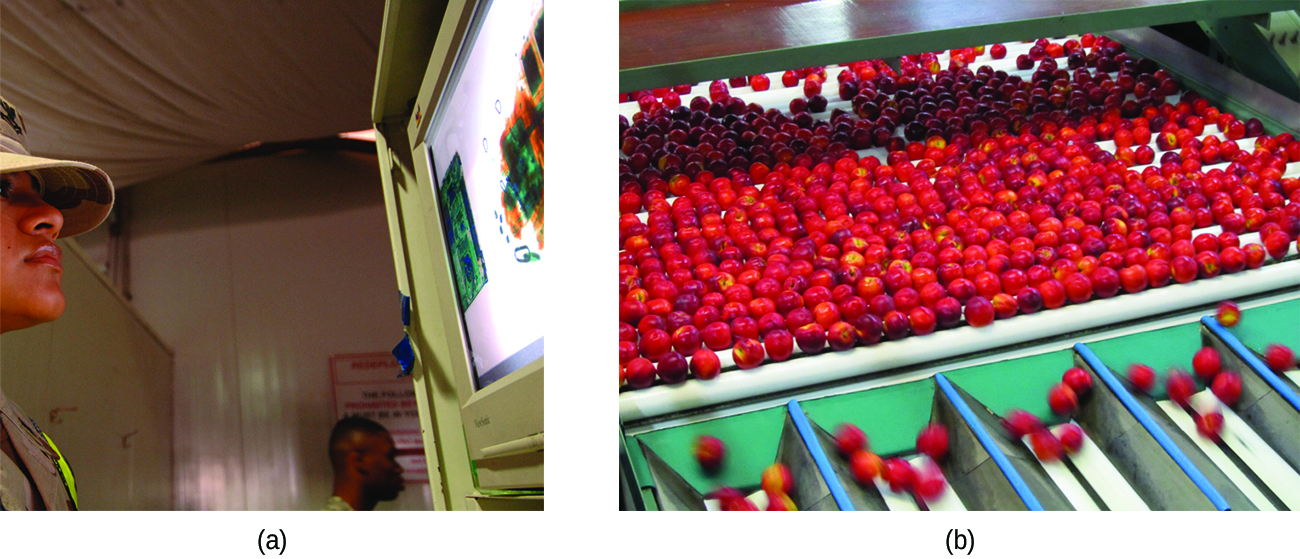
0;95;114;238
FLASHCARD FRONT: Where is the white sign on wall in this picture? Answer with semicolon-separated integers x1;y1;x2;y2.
330;353;428;484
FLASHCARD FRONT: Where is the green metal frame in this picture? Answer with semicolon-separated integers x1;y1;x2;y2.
1198;16;1300;102
620;1;1298;93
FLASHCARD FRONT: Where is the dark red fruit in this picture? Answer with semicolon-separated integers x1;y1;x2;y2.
1062;367;1092;396
916;424;949;461
836;423;868;456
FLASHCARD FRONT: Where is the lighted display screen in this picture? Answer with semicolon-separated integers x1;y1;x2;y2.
428;0;543;390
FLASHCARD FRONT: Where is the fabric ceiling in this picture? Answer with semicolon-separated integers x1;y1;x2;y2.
1;0;384;187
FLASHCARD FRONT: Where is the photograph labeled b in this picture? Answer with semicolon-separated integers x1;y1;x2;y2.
617;1;1300;512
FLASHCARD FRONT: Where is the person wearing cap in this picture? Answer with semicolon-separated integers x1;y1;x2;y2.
1;95;115;511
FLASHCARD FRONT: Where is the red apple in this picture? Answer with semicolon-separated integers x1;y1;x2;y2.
1091;266;1121;298
762;463;793;495
1048;383;1078;416
1030;430;1065;461
836;423;868;456
1219;246;1246;274
1193;347;1221;382
691;348;722;380
827;321;857;351
1264;344;1295;372
849;450;883;484
1166;369;1196;408
1129;363;1156;393
657;351;689;384
1063;272;1093;304
672;325;703;354
763;329;794;362
625;357;657;389
916;424;949;461
964;296;995;327
1119;265;1148;293
1057;424;1084;454
991;293;1018;319
732;337;765;369
794;322;827;354
1002;409;1043;439
913;461;947;501
883;457;917;493
1039;279;1066;309
1264;230;1291;260
1063;367;1092;396
1196;409;1224;442
694;434;725;472
1211;371;1242;406
883;310;912;340
990;43;1007;59
934;297;963;328
1243;243;1266;269
639;328;672;361
909;306;937;336
1170;255;1198;284
702;321;733;351
1217;301;1241;326
1145;258;1172;288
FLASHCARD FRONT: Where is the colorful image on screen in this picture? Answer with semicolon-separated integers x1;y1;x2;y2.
428;0;543;390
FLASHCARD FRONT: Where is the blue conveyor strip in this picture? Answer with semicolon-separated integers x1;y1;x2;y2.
934;374;1044;511
1202;316;1300;412
787;400;855;511
1074;342;1231;511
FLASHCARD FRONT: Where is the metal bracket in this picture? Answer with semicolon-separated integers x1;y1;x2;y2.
1198;16;1300;101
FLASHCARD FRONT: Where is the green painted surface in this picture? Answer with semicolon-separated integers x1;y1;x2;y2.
1229;299;1300;356
631;406;789;493
1084;322;1204;399
799;379;936;458
943;349;1078;424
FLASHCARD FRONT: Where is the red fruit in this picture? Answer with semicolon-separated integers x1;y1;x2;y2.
882;457;917;493
657;351;689;384
1170;255;1198;284
724;497;759;511
781;70;798;88
1217;301;1241;327
1264;231;1291;260
849;450;883;484
749;74;771;91
1063;272;1093;304
1196;410;1224;442
1048;383;1078;416
1243;244;1267;269
694;435;725;472
761;463;793;495
1062;367;1092;397
1192;347;1221;382
836;423;868;456
1211;371;1242;406
991;293;1018;319
964;296;995;327
794;322;827;354
732;337;765;369
766;493;797;511
1002;409;1043;439
883;310;912;340
1166;369;1196;408
1030;430;1065;461
1119;265;1148;293
990;43;1007;59
709;486;744;507
691;348;722;380
1039;279;1066;309
702;321;733;351
625;357;657;389
827;321;857;351
1057;424;1084;454
761;327;793;360
934;297;963;328
672;325;703;354
916;424;949;461
1091;266;1121;298
1264;344;1295;372
909;306;937;336
913;462;947;501
1128;364;1156;393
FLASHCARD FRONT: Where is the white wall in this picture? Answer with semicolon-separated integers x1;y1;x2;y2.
107;149;433;510
1;240;174;510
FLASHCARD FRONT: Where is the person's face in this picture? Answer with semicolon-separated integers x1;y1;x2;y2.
359;432;405;501
1;172;65;334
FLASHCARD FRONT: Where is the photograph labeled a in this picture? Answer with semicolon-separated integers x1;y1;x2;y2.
1;0;541;512
617;2;1300;511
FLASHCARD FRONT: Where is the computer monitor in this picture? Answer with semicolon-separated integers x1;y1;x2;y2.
372;0;543;503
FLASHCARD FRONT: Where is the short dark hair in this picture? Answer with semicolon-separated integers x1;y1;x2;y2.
329;416;390;470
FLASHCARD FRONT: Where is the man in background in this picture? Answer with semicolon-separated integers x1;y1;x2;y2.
324;416;405;511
